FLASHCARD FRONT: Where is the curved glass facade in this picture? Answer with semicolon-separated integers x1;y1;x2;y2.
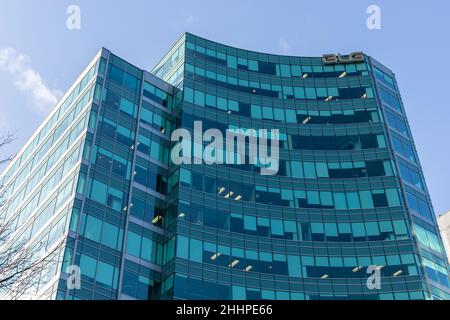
0;33;448;300
159;33;449;300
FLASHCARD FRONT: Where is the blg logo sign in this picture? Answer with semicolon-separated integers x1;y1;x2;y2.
170;121;280;175
322;52;365;65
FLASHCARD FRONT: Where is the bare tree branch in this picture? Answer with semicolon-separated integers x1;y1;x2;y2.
0;133;68;300
0;132;15;166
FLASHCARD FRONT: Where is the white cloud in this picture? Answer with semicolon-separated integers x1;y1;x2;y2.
279;37;291;53
0;48;62;114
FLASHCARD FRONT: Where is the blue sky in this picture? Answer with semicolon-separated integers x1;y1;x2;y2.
0;0;449;215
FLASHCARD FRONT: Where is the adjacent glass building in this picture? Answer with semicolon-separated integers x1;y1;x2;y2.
0;33;449;300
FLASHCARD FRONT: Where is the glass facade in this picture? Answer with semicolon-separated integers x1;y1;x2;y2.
0;33;448;300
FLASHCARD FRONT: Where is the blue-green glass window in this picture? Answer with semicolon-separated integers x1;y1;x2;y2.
185;63;194;72
346;192;361;210
287;255;301;277
274;108;285;121
316;256;329;267
291;65;302;77
179;168;191;186
251;105;262;119
352;223;366;238
301;256;314;267
96;261;115;287
271;219;284;236
189;238;202;263
316;87;327;98
324;223;338;237
329;257;343;267
91;180;107;204
338;222;351;234
195;66;205;77
311;222;324;234
248;60;258;71
107;186;123;211
400;163;423;190
232;286;246;299
386;110;407;136
205;94;216;107
343;257;357;267
177;235;189;259
294;87;305;99
184;87;194;103
140;237;153;262
303;162;316;179
284;221;297;239
227;55;237;69
358;256;372;267
150;141;164;163
374;67;396;91
307;191;320;205
282;85;294;97
320;191;333;207
217;97;227;111
244;215;257;231
426;231;442;253
280;64;291;77
333;193;347;210
365;222;380;237
379;86;401;111
228;100;239;112
386;255;401;265
261;290;275;300
305;88;317;99
262;106;273;119
141;107;153;124
372;256;386;266
196;45;206;54
80;254;97;278
238;79;248;87
316;162;328;178
359;190;374;209
194;90;205;107
126;231;141;257
285;109;297;123
217;73;227;83
291;162;303;178
84;215;102;242
407;192;432;220
311;65;322;73
101;222;120;250
109;65;124;85
383;161;394;176
379;220;393;233
386;188;401;207
302;65;312;73
120;98;136;117
345;64;357;73
327;87;339;97
124;73;139;92
392;134;415;162
232;247;245;259
376;134;386;148
393;220;408;236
